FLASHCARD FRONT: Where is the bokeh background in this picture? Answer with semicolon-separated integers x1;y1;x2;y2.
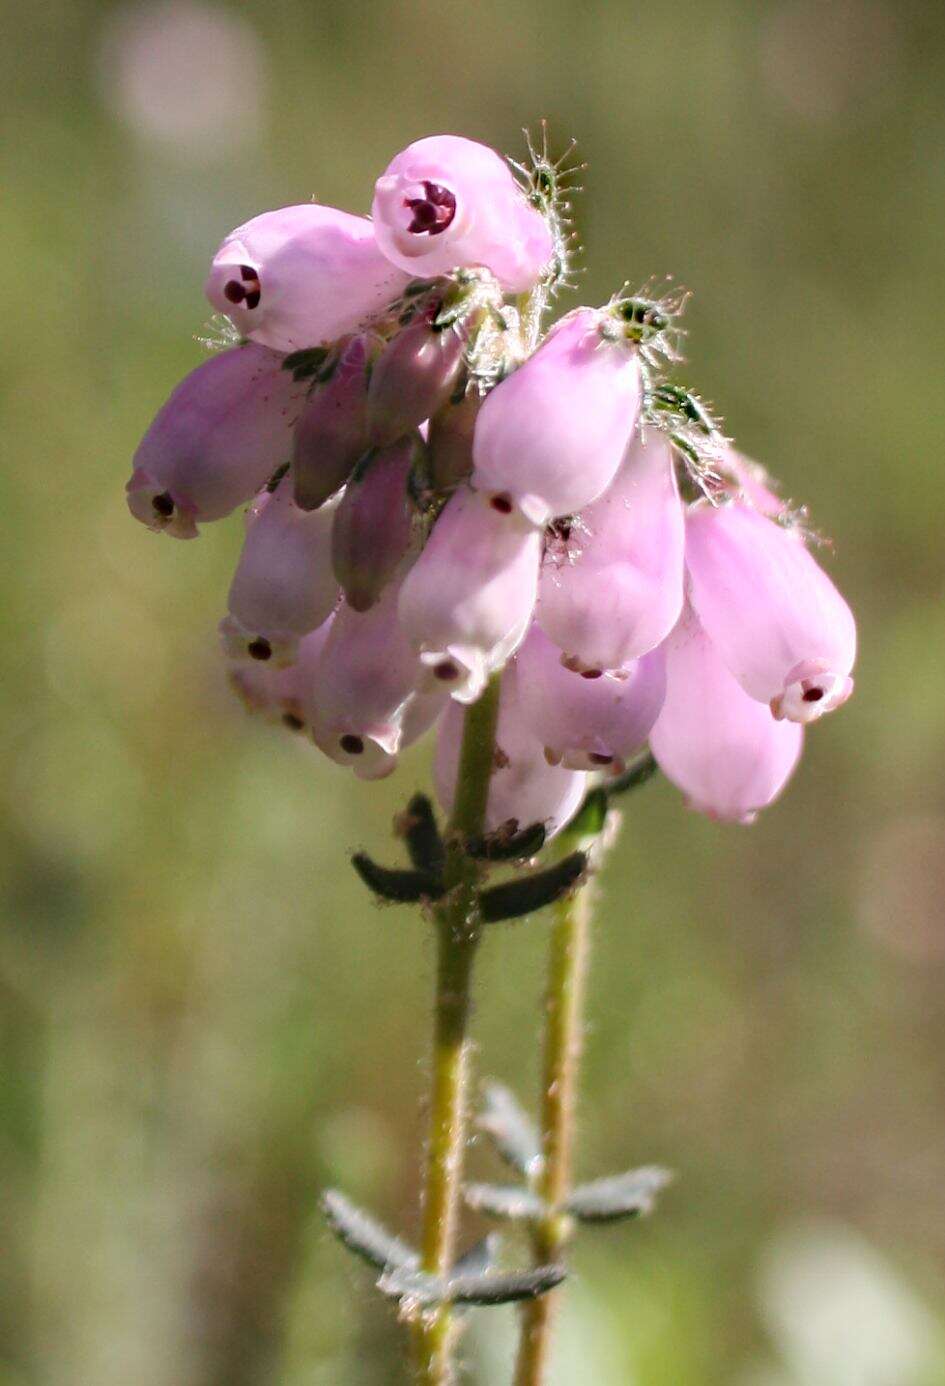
3;1;945;1382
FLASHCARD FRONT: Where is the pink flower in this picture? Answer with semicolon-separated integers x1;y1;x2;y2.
397;486;541;704
127;344;302;537
331;436;418;612
434;666;587;838
471;308;643;526
513;624;665;772
366;311;465;447
649;607;804;824
537;433;685;671
220;480;339;665
292;334;374;511
205;204;408;353
227;619;334;730
372;135;552;292
302;582;444;780
685;501;856;723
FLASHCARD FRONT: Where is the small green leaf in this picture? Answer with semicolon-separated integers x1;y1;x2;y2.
451;1234;500;1280
568;787;609;838
566;1166;673;1224
351;854;444;904
378;1260;566;1308
400;793;446;877
465;1183;546;1222
321;1190;418;1271
478;1081;542;1176
282;345;331;381
478;851;587;923
467;821;547;862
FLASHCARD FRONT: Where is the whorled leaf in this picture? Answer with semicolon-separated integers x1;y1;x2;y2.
478;851;587;923
566;1166;673;1224
477;1081;542;1176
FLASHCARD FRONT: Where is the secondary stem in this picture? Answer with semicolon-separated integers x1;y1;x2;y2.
513;833;597;1386
411;674;502;1385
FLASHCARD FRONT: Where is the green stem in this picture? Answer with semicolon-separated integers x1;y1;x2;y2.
513;831;599;1386
411;674;502;1385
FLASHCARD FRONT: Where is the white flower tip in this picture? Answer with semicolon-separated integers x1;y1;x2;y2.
218;615;298;668
771;663;854;724
126;472;199;539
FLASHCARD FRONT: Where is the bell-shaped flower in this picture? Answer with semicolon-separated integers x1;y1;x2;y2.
205;204;408;353
331;436;418;612
226;618;334;731
537;433;685;671
434;666;587;839
649;607;804;824
366;313;465;447
685;501;856;723
471;308;643;525
127;345;302;538
292;334;374;511
513;624;665;772
220;481;338;665
302;582;444;780
397;486;541;704
372;135;552;293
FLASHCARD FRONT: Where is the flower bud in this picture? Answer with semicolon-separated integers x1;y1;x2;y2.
330;436;418;612
514;625;665;772
397;487;541;704
649;607;803;824
292;335;373;510
127;345;301;538
427;382;480;491
302;584;444;780
471;309;643;525
205;204;408;353
537;433;685;671
372;135;553;293
685;502;856;723
221;482;339;665
366;315;465;447
434;667;587;838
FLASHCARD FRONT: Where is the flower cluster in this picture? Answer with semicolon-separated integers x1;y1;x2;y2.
128;132;855;830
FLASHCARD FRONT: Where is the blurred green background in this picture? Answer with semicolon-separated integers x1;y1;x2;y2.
3;1;945;1382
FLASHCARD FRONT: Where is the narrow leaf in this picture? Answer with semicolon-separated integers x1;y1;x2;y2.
605;752;659;798
448;1263;567;1306
478;851;587;923
467;821;547;862
568;787;609;838
400;793;445;876
478;1081;542;1176
321;1189;418;1271
351;853;444;903
465;1183;546;1222
451;1234;500;1280
566;1166;673;1224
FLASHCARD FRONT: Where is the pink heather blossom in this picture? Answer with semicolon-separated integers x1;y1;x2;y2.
513;624;666;772
685;501;856;723
227;619;334;730
303;582;443;780
372;134;553;293
205;204;408;353
649;606;804;824
366;312;465;447
330;436;418;612
292;334;374;511
220;481;339;665
435;667;587;838
127;344;302;538
471;308;643;526
397;487;541;704
427;383;480;492
537;433;685;672
718;447;785;518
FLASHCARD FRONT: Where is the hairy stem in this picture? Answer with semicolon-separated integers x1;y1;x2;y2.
411;674;502;1385
513;831;599;1386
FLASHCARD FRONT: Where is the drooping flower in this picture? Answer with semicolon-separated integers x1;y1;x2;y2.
331;436;419;612
227;618;334;731
649;606;804;824
366;311;465;448
397;486;541;703
513;624;665;772
292;334;374;511
372;135;553;293
537;433;685;671
435;665;587;838
684;501;856;723
220;479;339;665
205;204;408;353
127;344;302;538
471;307;643;526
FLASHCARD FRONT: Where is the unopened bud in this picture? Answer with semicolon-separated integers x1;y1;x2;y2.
366;315;465;447
292;335;374;510
427;382;480;491
330;436;418;612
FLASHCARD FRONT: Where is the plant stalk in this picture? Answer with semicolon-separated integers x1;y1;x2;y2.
411;674;502;1385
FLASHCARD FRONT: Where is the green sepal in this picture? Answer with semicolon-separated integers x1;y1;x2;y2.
320;1189;418;1272
477;1081;542;1176
399;793;446;877
467;821;547;862
478;851;587;923
351;853;444;903
566;1166;673;1224
282;345;332;382
464;1183;546;1222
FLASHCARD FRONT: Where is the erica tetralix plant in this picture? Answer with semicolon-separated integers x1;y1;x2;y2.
127;124;855;1386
